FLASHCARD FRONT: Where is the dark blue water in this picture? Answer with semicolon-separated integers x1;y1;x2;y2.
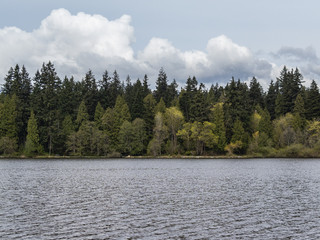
0;159;320;239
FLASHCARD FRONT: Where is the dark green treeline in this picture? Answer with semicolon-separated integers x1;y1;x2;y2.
1;62;320;157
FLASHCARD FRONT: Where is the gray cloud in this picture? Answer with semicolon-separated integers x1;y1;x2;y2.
276;46;319;62
0;8;274;88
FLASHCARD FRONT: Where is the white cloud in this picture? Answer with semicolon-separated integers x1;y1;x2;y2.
0;8;275;88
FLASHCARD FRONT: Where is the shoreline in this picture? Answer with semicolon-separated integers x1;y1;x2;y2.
0;155;319;160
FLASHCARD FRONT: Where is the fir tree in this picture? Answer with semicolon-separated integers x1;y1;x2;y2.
305;80;320;119
25;110;42;156
154;68;168;104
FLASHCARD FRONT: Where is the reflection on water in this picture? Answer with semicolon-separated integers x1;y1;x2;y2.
0;159;320;239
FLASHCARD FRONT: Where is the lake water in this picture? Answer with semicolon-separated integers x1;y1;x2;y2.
0;158;320;239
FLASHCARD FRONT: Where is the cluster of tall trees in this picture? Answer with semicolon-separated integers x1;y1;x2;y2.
1;62;320;157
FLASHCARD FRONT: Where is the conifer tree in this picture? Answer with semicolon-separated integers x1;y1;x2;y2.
249;77;264;109
94;102;104;130
154;68;168;104
81;70;98;119
211;102;226;153
76;100;89;129
99;70;112;109
155;98;166;114
25;110;42;156
143;94;156;139
265;80;278;119
305;80;320;119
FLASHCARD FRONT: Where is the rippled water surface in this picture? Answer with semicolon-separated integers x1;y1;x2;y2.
1;159;320;239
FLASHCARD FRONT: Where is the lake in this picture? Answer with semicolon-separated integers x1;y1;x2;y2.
0;158;320;239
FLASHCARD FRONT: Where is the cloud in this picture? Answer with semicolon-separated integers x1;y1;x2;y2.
271;46;320;87
0;8;274;88
138;35;273;86
0;8;135;80
276;46;319;62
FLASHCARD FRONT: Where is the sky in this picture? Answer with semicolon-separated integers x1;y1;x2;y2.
1;0;320;89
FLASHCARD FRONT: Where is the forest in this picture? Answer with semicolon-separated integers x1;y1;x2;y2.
1;62;320;158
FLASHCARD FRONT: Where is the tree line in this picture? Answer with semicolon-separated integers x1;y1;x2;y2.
1;62;320;157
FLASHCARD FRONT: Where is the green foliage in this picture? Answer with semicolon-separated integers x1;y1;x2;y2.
230;118;248;154
148;112;168;156
154;68;168;104
273;113;297;148
0;137;17;155
143;94;156;139
94;102;104;129
67;121;108;156
24;111;43;156
1;62;320;157
305;80;320;120
210;102;226;153
76;100;89;129
154;98;166;114
118;118;147;155
177;122;193;152
0;95;18;141
164;107;184;154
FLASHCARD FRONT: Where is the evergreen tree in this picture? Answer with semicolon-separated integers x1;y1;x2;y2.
276;66;303;115
154;68;168;104
265;80;278;119
102;95;131;150
249;77;264;109
25;110;42;155
224;78;251;140
167;79;178;105
59;76;81;120
155;98;166;114
2;65;32;145
179;76;198;122
31;62;62;155
305;80;320;119
126;79;145;120
109;70;123;108
98;70;112;109
292;93;306;131
0;95;18;141
76;100;89;129
143;94;156;139
94;102;104;130
189;83;209;122
211;102;226;153
81;70;98;119
142;74;151;97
